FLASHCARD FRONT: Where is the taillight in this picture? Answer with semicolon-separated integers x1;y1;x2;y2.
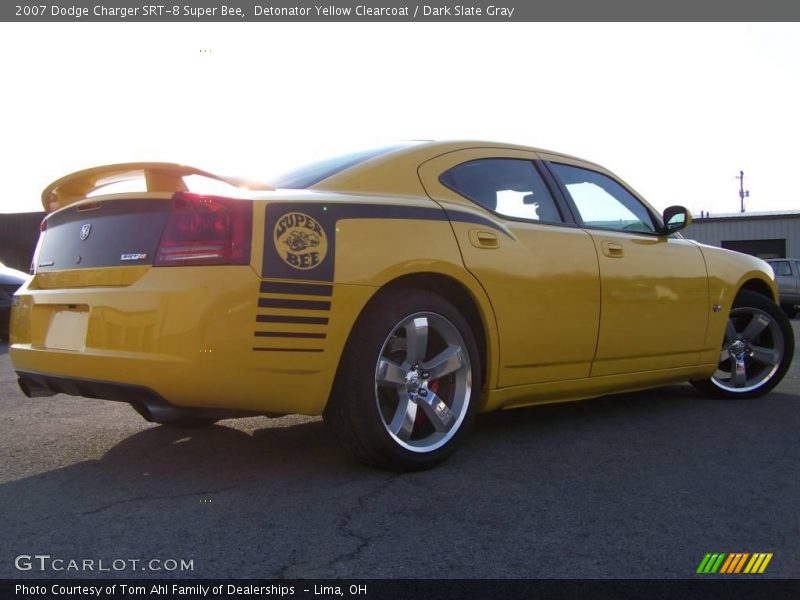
154;192;252;266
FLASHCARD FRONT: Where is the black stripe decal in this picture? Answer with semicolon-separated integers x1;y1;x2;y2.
258;298;331;311
253;347;324;353
263;202;513;281
318;203;511;238
260;281;333;296
256;315;329;325
446;210;513;238
255;331;326;339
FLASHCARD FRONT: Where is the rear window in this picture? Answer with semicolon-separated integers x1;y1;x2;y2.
269;144;413;189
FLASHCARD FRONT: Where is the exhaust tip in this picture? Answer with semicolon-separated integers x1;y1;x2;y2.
18;377;56;398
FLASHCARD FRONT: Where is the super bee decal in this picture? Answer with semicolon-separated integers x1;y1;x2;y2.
273;212;328;270
285;231;319;252
262;203;510;282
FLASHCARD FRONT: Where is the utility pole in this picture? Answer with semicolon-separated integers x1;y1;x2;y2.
736;170;750;213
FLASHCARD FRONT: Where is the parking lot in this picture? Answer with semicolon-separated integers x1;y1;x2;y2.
2;322;799;579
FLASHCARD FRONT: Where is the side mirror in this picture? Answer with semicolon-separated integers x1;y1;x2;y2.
661;205;692;234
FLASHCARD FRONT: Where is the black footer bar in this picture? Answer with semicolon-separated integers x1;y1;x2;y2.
4;579;800;600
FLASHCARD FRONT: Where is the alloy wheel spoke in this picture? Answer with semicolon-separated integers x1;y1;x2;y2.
724;319;738;343
730;354;747;387
386;337;406;355
416;390;455;432
404;317;429;364
719;348;731;363
388;391;417;441
750;344;780;366
422;344;466;380
740;313;770;342
376;358;407;386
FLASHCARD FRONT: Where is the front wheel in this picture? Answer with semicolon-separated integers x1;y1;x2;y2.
324;289;482;471
692;290;794;399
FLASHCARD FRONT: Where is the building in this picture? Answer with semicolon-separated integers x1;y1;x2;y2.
684;210;800;259
0;212;45;272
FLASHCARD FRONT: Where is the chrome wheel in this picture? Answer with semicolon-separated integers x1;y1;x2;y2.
711;306;785;393
374;312;472;453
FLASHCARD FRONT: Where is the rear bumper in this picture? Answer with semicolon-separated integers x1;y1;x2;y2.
9;266;375;416
16;370;264;422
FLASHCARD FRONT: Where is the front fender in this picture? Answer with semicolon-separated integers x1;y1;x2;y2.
696;242;777;363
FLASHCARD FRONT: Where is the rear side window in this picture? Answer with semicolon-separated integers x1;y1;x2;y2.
771;261;792;276
550;163;656;233
270;144;411;189
439;159;563;222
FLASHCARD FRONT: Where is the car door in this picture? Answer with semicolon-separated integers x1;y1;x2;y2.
418;148;601;387
543;156;709;376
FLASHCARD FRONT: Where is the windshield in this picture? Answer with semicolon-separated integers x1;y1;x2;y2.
269;143;415;189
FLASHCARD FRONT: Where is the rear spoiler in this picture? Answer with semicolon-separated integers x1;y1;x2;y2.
41;162;274;213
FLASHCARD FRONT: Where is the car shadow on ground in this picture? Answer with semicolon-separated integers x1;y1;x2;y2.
0;383;728;505
3;383;799;578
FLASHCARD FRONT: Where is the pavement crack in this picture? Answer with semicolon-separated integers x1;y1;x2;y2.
80;485;239;516
326;474;399;572
273;548;302;579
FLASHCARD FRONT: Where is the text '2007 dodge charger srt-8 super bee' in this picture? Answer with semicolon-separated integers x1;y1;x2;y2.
10;141;795;470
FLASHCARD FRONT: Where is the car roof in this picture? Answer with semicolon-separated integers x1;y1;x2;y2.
311;140;605;197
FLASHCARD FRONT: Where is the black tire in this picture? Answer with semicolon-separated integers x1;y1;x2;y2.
781;304;797;319
324;289;482;471
692;290;794;399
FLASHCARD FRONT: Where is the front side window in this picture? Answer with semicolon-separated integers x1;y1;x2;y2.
550;163;656;233
440;159;563;222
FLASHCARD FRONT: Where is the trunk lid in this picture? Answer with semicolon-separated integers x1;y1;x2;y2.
33;163;269;289
35;195;172;275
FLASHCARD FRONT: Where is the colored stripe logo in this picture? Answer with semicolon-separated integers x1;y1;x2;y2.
696;553;773;574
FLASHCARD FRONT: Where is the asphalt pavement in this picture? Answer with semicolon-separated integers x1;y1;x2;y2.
1;322;799;579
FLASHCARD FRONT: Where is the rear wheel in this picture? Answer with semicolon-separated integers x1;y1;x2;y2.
692;290;794;399
324;289;481;471
781;304;797;319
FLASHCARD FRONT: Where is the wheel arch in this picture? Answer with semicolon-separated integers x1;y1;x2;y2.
737;277;776;302
330;271;499;412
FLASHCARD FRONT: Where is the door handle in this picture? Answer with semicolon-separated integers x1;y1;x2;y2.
468;230;499;249
601;241;624;258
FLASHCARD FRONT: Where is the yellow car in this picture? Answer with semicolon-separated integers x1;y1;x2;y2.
10;141;795;470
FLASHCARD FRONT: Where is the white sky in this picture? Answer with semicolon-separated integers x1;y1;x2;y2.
1;22;798;216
